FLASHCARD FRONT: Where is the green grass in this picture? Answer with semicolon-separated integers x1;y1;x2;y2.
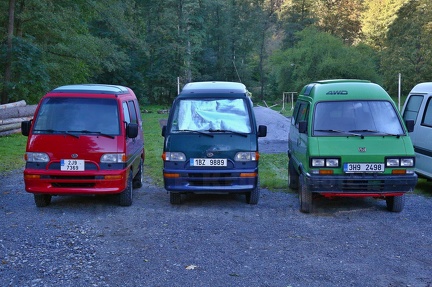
0;133;27;172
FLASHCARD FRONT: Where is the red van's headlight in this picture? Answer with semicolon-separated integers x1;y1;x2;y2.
25;152;49;162
101;153;126;163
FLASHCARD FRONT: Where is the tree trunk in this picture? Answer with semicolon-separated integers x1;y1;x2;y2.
0;105;37;120
1;0;16;104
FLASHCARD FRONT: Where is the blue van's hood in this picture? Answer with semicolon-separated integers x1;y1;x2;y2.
165;133;256;158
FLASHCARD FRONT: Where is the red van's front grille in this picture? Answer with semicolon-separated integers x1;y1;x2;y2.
51;182;95;188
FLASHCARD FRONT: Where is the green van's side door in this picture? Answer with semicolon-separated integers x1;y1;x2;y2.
289;100;309;170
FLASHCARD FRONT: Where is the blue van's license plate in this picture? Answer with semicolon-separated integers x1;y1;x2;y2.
190;158;227;167
344;163;384;173
61;159;85;171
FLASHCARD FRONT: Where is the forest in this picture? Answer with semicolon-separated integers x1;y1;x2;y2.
1;0;432;105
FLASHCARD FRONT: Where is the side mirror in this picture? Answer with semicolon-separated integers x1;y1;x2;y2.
21;120;32;136
405;119;414;133
257;125;267;137
127;123;139;138
162;125;167;137
299;121;307;134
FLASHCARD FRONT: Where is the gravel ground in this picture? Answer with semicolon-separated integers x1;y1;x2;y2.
1;107;432;287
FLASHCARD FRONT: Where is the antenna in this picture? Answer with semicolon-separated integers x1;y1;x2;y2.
232;56;242;83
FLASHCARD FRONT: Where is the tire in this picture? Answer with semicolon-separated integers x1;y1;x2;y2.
133;158;144;189
386;195;405;212
299;174;313;213
170;192;181;205
246;178;260;205
34;194;52;207
288;160;299;190
119;170;133;206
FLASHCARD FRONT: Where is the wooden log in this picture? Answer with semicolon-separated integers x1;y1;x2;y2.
0;122;20;132
0;100;26;109
0;105;37;120
0;116;32;125
0;128;21;137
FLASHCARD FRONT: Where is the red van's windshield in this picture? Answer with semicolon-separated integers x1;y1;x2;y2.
32;97;120;136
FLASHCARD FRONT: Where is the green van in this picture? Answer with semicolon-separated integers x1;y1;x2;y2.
288;79;417;213
161;81;267;205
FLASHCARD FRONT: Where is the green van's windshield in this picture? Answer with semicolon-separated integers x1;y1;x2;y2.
170;98;251;133
33;97;120;136
313;101;404;136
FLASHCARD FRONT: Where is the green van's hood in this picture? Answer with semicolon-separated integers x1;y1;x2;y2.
165;133;256;158
310;136;415;160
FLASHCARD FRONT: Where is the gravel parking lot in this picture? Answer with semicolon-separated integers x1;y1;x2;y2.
0;107;431;287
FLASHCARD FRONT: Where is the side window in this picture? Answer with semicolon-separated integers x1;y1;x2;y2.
403;95;423;124
295;102;309;129
291;103;300;125
122;102;131;124
421;97;432;127
127;100;138;124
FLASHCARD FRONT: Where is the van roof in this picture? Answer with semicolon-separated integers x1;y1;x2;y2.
300;79;390;101
409;82;432;94
179;81;248;97
51;84;130;95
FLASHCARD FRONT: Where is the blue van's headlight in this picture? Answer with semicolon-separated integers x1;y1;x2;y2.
235;152;258;161
163;152;186;161
25;152;49;162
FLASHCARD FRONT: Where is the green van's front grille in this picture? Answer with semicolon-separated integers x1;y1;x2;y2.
341;179;385;191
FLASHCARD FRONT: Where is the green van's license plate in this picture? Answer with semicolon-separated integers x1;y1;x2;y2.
344;163;384;173
61;159;85;171
190;158;227;167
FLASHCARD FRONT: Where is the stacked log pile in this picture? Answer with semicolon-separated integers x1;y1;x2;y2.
0;100;37;137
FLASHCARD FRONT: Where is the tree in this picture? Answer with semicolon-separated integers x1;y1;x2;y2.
271;26;381;96
381;0;432;96
1;0;15;104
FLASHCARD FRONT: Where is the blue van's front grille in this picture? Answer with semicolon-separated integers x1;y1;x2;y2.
188;173;233;186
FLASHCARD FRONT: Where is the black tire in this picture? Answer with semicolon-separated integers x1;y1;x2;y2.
34;194;52;207
170;192;181;204
246;178;260;205
386;195;405;212
288;160;299;190
133;158;144;189
119;170;133;206
299;174;313;213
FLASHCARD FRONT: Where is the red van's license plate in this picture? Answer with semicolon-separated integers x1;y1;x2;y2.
61;159;85;171
190;158;227;167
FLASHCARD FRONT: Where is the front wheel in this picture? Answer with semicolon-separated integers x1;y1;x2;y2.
299;175;313;213
288;160;299;190
34;194;52;207
119;170;133;206
246;179;260;205
133;158;144;189
386;195;405;212
170;192;181;205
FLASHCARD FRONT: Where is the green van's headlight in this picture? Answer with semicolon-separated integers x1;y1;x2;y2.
386;157;414;167
311;158;339;167
401;158;414;167
163;152;186;162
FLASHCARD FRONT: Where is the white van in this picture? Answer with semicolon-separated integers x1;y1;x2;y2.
402;82;432;180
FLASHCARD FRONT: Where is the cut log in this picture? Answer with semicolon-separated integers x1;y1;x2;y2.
0;128;21;137
0;105;37;120
0;116;32;125
0;100;26;109
0;122;20;132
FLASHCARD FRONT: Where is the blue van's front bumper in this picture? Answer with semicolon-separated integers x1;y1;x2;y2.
163;168;258;193
303;172;418;196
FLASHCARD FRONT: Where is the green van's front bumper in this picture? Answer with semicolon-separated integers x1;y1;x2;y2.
303;172;418;197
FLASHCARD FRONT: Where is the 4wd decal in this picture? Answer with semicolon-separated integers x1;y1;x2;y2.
326;90;348;95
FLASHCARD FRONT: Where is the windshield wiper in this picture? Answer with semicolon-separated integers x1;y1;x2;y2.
66;130;115;139
207;129;248;137
176;129;214;137
315;129;364;139
349;129;401;138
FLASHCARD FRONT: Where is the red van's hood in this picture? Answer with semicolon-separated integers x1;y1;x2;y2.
27;134;121;162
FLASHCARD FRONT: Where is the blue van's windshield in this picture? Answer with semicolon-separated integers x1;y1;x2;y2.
33;97;120;135
313;100;404;136
170;98;251;133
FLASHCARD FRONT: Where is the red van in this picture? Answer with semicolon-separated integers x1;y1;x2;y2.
21;84;145;207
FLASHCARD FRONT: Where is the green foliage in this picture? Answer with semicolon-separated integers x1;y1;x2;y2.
271;27;381;95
